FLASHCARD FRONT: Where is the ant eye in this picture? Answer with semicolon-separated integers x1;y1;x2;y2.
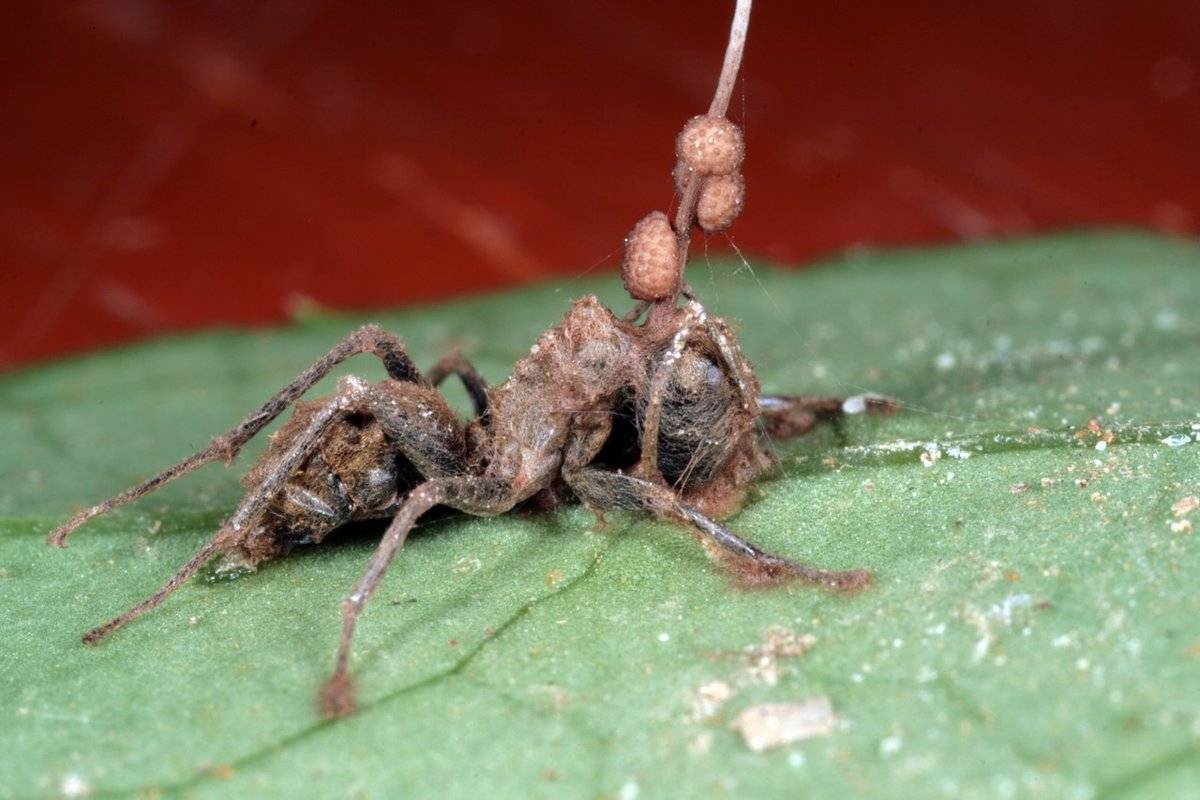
705;363;722;385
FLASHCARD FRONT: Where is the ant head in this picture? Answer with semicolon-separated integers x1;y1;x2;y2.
557;296;635;397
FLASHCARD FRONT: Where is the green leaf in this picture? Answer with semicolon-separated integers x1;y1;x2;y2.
3;231;1199;799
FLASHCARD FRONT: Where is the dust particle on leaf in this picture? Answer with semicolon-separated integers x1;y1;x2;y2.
1172;495;1199;517
453;556;482;573
688;731;715;756
740;626;816;686
691;680;734;721
204;763;234;780
59;774;91;798
528;684;570;712
732;697;838;752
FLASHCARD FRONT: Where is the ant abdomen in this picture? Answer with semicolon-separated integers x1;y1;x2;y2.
656;347;743;488
233;386;448;568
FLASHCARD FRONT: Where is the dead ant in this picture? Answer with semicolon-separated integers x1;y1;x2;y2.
47;0;897;718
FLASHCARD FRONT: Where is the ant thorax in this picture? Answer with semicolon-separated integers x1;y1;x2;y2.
470;296;642;495
472;293;772;518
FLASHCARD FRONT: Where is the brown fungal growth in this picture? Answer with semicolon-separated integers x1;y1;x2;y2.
46;0;896;720
697;173;746;233
725;547;873;593
673;159;696;196
622;211;680;301
317;673;356;720
676;115;745;177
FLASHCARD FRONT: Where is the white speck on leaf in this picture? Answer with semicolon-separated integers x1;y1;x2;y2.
842;395;867;415
688;732;714;756
691;681;733;720
732;697;838;752
740;627;816;686
920;445;942;468
1154;309;1180;330
1172;496;1199;517
61;774;91;798
453;556;482;573
964;594;1030;662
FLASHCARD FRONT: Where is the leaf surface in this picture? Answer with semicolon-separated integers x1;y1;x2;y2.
2;232;1199;799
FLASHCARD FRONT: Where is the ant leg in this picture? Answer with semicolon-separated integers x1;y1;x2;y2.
759;394;899;440
80;538;223;645
637;300;761;479
699;314;758;413
364;382;468;479
636;300;708;478
80;377;371;644
564;467;870;592
48;325;420;547
318;476;514;718
675;502;870;590
424;351;489;418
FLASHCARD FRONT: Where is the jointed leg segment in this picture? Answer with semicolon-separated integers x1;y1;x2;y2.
635;300;762;481
425;351;489;418
564;467;869;591
79;377;375;644
81;538;223;645
759;393;898;439
48;325;420;547
318;476;514;718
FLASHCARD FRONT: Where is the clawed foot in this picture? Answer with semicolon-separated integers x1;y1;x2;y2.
841;393;900;417
47;510;92;548
81;623;114;646
318;673;358;719
729;553;872;593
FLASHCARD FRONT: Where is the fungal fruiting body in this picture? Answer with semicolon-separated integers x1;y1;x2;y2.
622;211;680;301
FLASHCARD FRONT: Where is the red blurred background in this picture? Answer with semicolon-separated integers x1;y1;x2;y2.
2;0;1197;370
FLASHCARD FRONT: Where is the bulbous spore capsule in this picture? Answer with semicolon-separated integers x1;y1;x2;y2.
676;115;744;177
697;172;746;233
621;211;679;301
